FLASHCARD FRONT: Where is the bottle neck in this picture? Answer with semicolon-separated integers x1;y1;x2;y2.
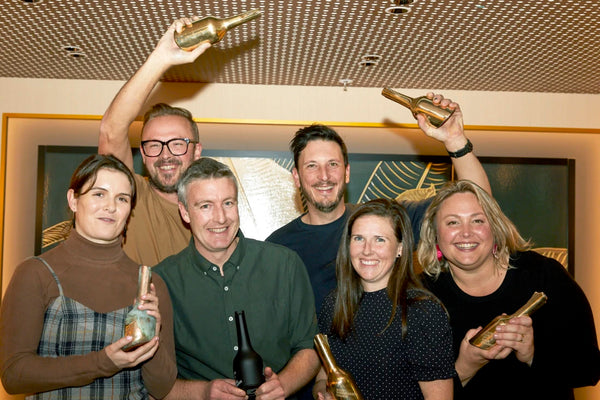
222;9;262;30
136;266;151;300
314;334;340;374
235;311;253;350
512;292;547;318
381;88;413;110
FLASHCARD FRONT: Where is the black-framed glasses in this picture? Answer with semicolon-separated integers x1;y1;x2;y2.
140;138;197;157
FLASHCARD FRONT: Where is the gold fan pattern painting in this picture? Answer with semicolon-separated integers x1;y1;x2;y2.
357;161;451;203
42;220;73;249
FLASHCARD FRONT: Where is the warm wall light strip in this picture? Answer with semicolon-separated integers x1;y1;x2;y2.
4;112;600;133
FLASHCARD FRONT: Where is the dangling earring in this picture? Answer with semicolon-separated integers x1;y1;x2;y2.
436;244;443;262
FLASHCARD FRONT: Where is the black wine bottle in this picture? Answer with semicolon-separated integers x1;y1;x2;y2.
233;310;265;398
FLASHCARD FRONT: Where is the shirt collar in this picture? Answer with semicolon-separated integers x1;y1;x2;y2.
187;230;246;272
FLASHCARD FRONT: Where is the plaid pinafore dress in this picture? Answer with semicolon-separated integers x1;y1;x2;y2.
28;257;147;399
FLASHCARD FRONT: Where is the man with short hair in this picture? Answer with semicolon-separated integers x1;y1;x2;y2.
267;94;492;312
99;18;210;266
154;158;319;400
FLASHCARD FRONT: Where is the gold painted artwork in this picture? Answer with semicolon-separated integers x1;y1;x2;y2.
357;161;451;203
42;220;72;249
42;157;568;268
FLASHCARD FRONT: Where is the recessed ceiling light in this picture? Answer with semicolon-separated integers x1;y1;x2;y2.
358;60;378;67
385;6;411;14
361;54;382;62
65;52;86;59
385;0;414;14
62;45;82;52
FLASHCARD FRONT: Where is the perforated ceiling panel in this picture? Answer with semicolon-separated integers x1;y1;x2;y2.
1;0;599;93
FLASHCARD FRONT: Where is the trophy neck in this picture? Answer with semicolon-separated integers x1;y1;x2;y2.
314;334;340;373
136;265;151;300
381;88;413;109
223;9;262;30
513;292;547;317
235;311;253;350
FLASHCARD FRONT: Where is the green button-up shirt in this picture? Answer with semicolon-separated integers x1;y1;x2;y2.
154;231;318;381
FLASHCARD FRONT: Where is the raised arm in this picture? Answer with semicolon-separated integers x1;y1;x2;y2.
416;93;492;195
98;17;210;170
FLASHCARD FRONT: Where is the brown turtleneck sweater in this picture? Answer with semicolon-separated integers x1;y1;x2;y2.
0;230;176;398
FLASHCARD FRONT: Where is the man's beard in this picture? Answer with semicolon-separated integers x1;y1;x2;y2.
299;180;346;214
148;158;182;193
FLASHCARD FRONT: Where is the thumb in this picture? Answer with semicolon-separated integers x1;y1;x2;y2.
115;335;134;349
106;335;133;358
264;366;275;380
465;326;483;341
190;42;211;57
415;113;434;133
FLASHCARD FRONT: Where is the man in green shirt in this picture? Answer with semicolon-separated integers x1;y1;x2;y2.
154;157;319;400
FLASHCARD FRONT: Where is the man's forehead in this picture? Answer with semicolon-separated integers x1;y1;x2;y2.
187;177;238;198
141;115;194;140
300;140;344;160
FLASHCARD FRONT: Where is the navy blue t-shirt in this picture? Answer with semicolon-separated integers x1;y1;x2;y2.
266;199;431;312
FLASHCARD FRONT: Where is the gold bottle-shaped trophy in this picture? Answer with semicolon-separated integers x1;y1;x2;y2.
381;87;455;128
123;265;156;351
469;292;547;350
314;334;363;400
174;9;262;51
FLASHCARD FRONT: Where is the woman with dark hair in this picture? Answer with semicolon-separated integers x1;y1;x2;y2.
0;154;176;399
314;198;455;400
418;179;600;399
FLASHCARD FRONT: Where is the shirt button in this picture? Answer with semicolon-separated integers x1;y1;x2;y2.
229;316;234;322
234;346;238;351
212;266;217;271
203;272;207;275
236;266;240;270
224;286;229;291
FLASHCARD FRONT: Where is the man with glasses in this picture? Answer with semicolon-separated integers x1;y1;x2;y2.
99;18;210;266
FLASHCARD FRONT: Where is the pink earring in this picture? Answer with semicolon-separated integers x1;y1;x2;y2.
436;244;443;262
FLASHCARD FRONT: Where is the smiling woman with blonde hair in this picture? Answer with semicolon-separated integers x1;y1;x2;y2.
418;180;531;278
418;179;600;399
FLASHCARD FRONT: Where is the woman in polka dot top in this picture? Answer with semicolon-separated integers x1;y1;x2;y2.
314;199;456;400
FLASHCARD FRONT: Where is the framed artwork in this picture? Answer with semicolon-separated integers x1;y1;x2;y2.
36;145;574;275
